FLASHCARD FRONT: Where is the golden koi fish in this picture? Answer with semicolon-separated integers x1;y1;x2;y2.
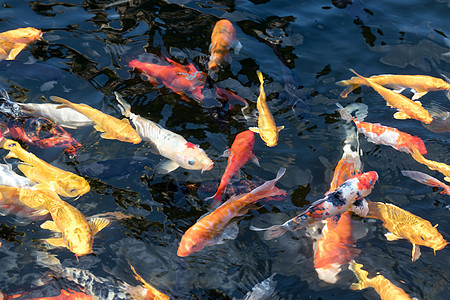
365;200;447;261
349;260;417;300
337;74;450;100
50;96;141;144
348;69;433;124
0;184;49;218
0;138;90;198
408;143;450;182
249;71;284;147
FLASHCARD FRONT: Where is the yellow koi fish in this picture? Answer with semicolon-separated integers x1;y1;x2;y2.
337;74;450;100
0;138;90;198
50;96;142;144
348;69;433;124
249;71;284;147
409;143;450;182
365;200;447;261
349;261;417;300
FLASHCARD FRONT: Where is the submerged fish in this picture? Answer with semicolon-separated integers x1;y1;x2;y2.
250;171;378;240
0;287;93;300
349;260;418;300
177;168;286;257
50;96;141;144
249;71;284;147
364;200;447;261
402;170;450;195
115;92;213;174
208;19;241;72
205;130;259;206
408;143;450;182
240;273;277;300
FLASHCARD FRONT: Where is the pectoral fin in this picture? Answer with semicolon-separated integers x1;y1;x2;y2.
45;237;66;248
17;164;35;177
41;220;60;232
100;132;117;140
385;232;401;241
277;126;284;132
121;118;131;124
156;159;180;174
206;222;239;246
4;152;18;159
93;125;105;132
249;127;260;133
393;111;411;120
412;244;421;261
411;91;428;100
444;177;450;182
88;218;110;235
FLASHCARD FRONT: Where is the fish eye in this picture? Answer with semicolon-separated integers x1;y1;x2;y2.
188;159;195;166
369;180;373;185
191;244;197;249
421;236;426;241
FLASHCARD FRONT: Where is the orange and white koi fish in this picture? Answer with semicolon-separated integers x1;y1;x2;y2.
50;96;141;144
348;69;433;124
129;57;205;102
0;27;42;61
115;92;213;174
364;200;447;261
249;71;284;147
402;170;450;195
250;171;378;240
0;138;90;198
177;168;286;257
205;130;259;206
349;260;418;300
408;143;450;182
337;103;427;154
337;74;450;100
208;19;241;72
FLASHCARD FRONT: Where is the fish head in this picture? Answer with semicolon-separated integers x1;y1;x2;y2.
177;228;209;257
65;226;93;257
58;175;90;198
10;27;43;44
356;171;378;195
260;130;279;147
415;223;448;251
176;145;214;172
118;131;142;144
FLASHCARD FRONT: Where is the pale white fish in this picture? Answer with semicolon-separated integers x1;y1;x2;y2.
18;102;94;129
115;92;214;174
0;163;35;188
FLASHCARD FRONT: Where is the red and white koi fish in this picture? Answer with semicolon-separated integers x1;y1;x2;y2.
115;92;213;174
250;171;378;240
205;130;259;206
401;170;450;195
337;103;427;154
208;19;241;72
177;168;286;257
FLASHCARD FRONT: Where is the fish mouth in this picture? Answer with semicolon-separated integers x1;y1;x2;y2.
202;162;214;173
433;241;449;252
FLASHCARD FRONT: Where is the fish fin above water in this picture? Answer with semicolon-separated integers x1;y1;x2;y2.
156;159;180;174
40;220;60;232
44;237;66;248
100;132;117;140
393;110;411;120
93;124;105;132
412;244;421;261
89;217;110;235
385;231;401;241
249;127;260;134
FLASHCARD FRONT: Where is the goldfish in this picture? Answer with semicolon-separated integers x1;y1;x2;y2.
250;171;378;240
177;168;286;257
402;170;450;195
115;92;213;174
205;130;259;206
249;71;284;147
347;69;433;124
408;143;450;182
129;57;205;102
18;102;95;129
208;19;241;72
337;73;450;100
337;103;427;154
0;27;42;61
0;138;90;198
349;260;417;300
49;96;141;144
364;200;447;261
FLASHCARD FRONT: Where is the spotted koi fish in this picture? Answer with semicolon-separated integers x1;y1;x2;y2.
250;171;378;240
402;170;450;195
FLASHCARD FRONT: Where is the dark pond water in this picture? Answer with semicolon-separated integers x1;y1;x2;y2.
0;0;449;299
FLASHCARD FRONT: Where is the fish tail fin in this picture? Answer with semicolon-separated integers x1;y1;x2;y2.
349;260;371;290
340;85;359;98
248;167;287;201
336;103;358;124
349;69;369;85
257;70;264;85
49;96;72;105
401;170;442;188
114;92;131;117
250;224;289;240
364;200;383;220
204;193;222;207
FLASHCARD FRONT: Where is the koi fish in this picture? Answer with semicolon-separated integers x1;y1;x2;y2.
250;171;378;240
0;185;49;219
177;168;286;257
337;74;450;100
249;71;284;147
364;200;447;261
205;130;259;206
18;102;94;129
402;170;450;195
115;92;213;174
337;103;427;154
208;19;241;72
0;27;42;61
0;138;90;198
348;69;433;124
125;263;170;300
0;288;93;300
349;260;417;300
49;96;141;144
129;57;205;102
408;143;450;182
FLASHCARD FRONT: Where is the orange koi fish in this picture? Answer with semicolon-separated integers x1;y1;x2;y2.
348;69;433;124
249;71;284;147
349;260;417;300
337;74;450;100
50;96;141;144
129;57;205;102
177;168;286;257
208;19;241;72
205;130;259;206
0;288;93;300
408;143;450;182
337;103;427;154
402;170;450;195
0;27;42;61
364;200;447;261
